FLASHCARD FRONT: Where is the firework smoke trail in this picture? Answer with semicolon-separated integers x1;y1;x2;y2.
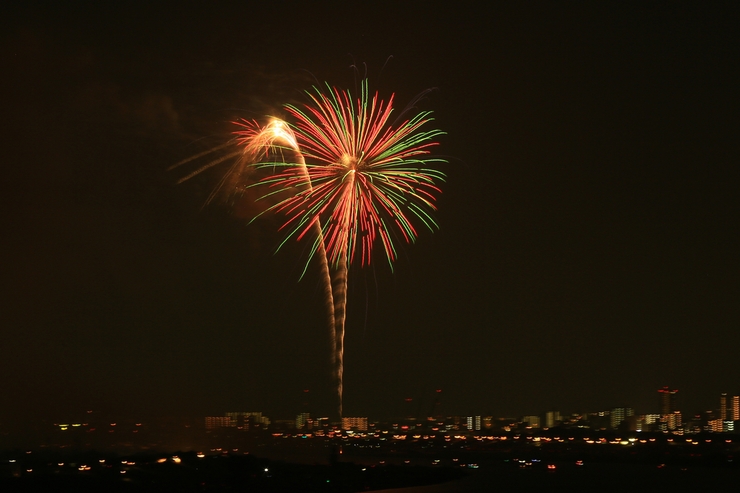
168;142;244;185
331;253;348;418
174;122;342;416
244;80;446;418
234;120;339;407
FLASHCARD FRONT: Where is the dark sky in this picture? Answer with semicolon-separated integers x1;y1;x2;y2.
2;2;738;425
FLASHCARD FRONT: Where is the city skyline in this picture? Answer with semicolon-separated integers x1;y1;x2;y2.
13;387;740;427
2;3;739;429
4;385;740;452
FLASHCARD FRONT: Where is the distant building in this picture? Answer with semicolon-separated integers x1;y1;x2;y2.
708;418;724;432
225;412;270;430
296;413;311;430
565;413;586;427
644;413;660;425
659;386;678;415
588;411;611;430
522;415;540;429
720;393;728;421
342;417;368;431
636;413;660;432
610;407;634;430
658;387;680;431
461;416;481;431
663;411;682;432
545;411;561;428
206;412;270;431
205;416;233;430
271;419;296;431
733;395;739;421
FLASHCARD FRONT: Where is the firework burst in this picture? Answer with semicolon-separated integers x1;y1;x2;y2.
231;79;446;417
239;79;446;270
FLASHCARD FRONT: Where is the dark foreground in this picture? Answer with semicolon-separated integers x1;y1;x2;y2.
3;429;740;492
3;450;740;493
0;450;465;493
379;462;740;493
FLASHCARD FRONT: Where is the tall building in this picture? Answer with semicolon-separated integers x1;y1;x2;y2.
733;395;739;421
658;386;678;415
658;387;680;432
720;393;727;421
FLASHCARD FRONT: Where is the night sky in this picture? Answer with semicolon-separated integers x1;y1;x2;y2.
2;2;738;426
